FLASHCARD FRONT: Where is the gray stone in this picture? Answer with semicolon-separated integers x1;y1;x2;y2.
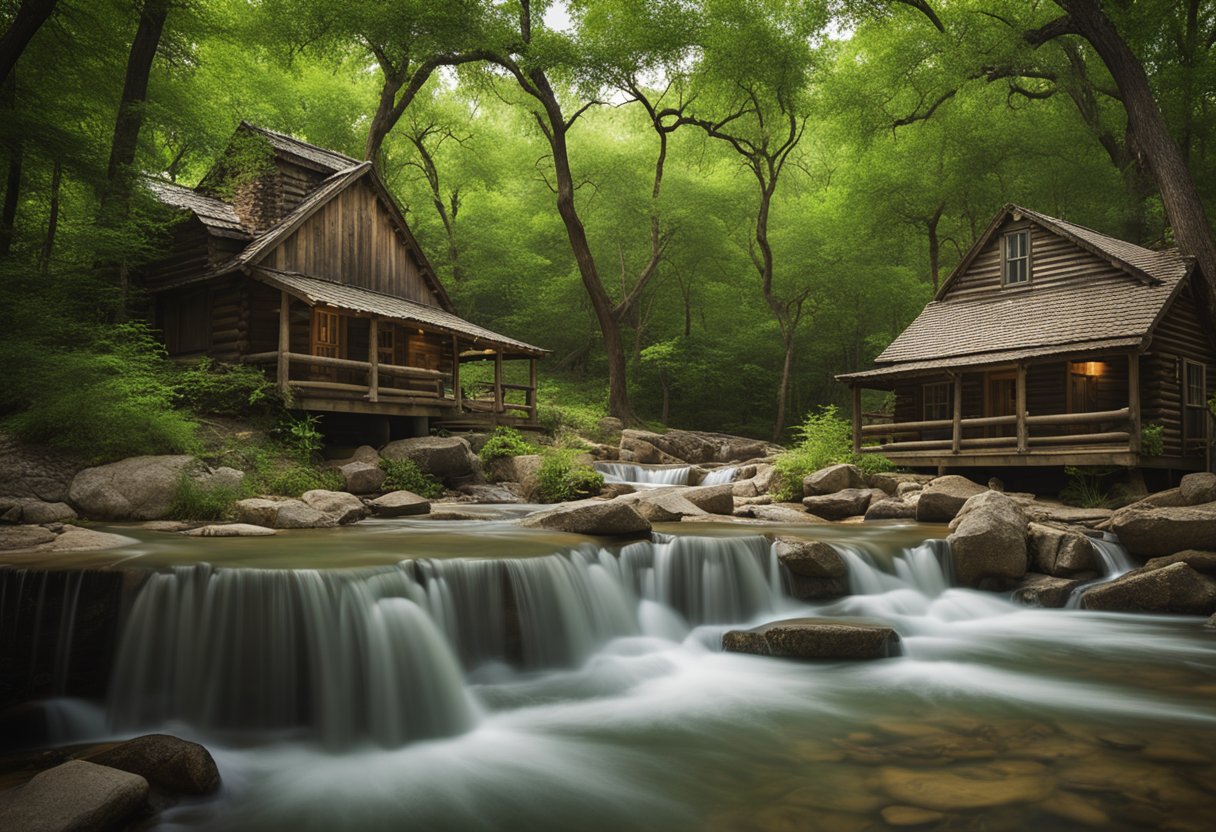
0;498;78;525
917;476;988;523
801;488;880;521
456;484;524;504
380;436;478;484
0;432;82;503
731;479;758;498
1142;550;1216;575
895;481;924;498
676;484;735;515
183;523;277;537
1013;573;1083;608
723;617;901;660
619;429;780;465
233;498;337;529
518;499;651;537
368;490;431;517
89;733;220;796
339;461;386;495
1109;502;1216;558
1028;523;1099;577
734;504;829;524
1124;488;1188;510
802;463;865;497
620;490;707;523
1180;473;1216;506
947;491;1029;590
350;445;381;464
775;538;849;600
301;489;367;524
0;759;148;832
1022;502;1113;527
865;498;917;521
487;454;543;494
0;524;58;551
1081;562;1216;615
870;472;933;496
197;466;245;492
38;526;133;553
68;455;199;521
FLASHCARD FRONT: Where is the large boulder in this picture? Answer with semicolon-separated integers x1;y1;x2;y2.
865;497;917;521
339;461;386;495
774;539;849;600
1013;573;1083;608
518;499;651;537
380;436;478;485
619;429;779;465
802;463;865;497
68;455;199;520
367;490;431;517
723;617;901;660
88;733;220;796
916;476;988;523
946;491;1029;590
486;454;543;494
233;497;337;529
1109;502;1216;558
1081;562;1216;615
1027;523;1099;577
0;432;82;503
870;472;934;497
801;488;882;521
0;497;77;524
1141;549;1216;576
38;526;134;553
676;484;735;515
301;489;368;524
1180;473;1216;506
0;760;148;832
620;490;707;523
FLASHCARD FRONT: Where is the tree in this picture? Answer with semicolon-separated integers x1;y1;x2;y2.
0;0;58;88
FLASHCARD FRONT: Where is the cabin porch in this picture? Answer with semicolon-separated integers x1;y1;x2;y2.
846;350;1212;472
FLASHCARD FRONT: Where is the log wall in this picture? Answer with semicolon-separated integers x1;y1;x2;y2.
1145;281;1216;458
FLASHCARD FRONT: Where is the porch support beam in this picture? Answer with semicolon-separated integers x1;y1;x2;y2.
851;384;862;455
277;291;290;395
529;357;538;424
1016;362;1028;453
368;318;380;403
1128;351;1141;454
451;335;462;411
952;373;963;455
493;350;504;414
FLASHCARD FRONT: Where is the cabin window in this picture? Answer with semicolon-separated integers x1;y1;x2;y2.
1002;229;1031;285
312;308;341;358
1184;359;1208;451
923;382;952;421
377;324;395;366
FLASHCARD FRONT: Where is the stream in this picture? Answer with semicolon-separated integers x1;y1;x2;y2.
2;514;1215;831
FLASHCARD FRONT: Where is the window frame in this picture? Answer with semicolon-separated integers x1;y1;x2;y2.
923;381;953;422
1182;359;1208;452
1002;228;1032;286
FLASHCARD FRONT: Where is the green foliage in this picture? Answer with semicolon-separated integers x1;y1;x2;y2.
1141;422;1165;457
1060;466;1119;509
771;406;894;501
168;474;240;521
174;358;282;418
853;452;896;478
536;449;605;503
479;426;536;462
379;457;444;498
254;464;343;499
276;413;325;461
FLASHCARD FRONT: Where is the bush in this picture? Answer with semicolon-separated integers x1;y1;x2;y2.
379;457;444;498
1141;422;1164;457
536;448;604;502
174;358;282;418
276;413;325;461
254;463;344;498
168;474;240;520
479;426;536;462
771;405;894;501
1060;466;1118;508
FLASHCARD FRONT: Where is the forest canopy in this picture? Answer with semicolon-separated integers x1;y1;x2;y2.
1;0;1213;442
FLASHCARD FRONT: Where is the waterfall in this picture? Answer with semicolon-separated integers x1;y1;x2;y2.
594;462;692;486
700;467;737;485
1066;533;1137;609
832;540;952;597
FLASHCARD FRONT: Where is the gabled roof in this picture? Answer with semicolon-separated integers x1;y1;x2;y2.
254;268;546;358
146;179;250;239
237;121;360;174
837;205;1197;383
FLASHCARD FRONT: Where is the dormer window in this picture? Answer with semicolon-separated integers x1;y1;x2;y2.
1003;229;1031;285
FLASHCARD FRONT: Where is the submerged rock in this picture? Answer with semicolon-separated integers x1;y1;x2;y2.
722;617;901;660
0;759;148;832
1080;562;1216;615
68;454;199;520
367;490;431;517
916;475;987;523
183;523;276;537
947;491;1029;589
518;499;651;537
802;463;865;497
1109;502;1216;558
880;805;946;827
877;760;1053;811
88;733;220;796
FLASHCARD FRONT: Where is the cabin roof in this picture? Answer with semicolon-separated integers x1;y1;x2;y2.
253;267;547;357
146;179;251;239
837;205;1195;383
237;121;360;174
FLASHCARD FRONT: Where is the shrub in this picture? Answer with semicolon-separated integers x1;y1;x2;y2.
479;426;536;462
379;457;444;498
1060;466;1118;508
276;413;325;461
536;448;604;502
174;358;281;418
168;474;240;520
255;463;344;498
1141;422;1164;457
771;405;895;501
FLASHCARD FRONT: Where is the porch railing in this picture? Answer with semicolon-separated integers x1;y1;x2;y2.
856;407;1133;455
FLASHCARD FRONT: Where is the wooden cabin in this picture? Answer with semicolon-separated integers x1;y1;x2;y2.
142;123;545;436
837;205;1215;474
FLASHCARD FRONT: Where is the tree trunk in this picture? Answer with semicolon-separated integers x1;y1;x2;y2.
774;334;794;443
0;139;20;257
0;0;57;88
927;202;944;292
660;375;670;425
39;156;60;272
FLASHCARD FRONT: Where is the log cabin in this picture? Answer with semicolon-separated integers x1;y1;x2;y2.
837;205;1216;475
142;123;545;439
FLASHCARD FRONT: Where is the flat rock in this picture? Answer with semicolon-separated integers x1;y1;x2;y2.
367;490;431;517
456;484;524;504
802;488;881;521
1013;573;1083;608
301;489;367;524
880;805;946;827
1142;549;1216;575
0;759;148;832
0;498;77;524
947;491;1029;589
183;523;276;537
518;499;651;537
88;733;220;796
870;472;934;496
865;498;917;521
1022;503;1113;527
916;476;987;523
380;436;478;484
68;454;199;521
233;497;337;529
0;524;58;551
619;429;779;465
878;760;1053;811
802;463;865;497
734;504;828;524
38;526;133;553
1180;472;1216;506
1109;502;1216;558
1028;522;1098;577
675;484;735;515
339;461;385;495
722;617;900;660
620;490;707;523
1081;561;1216;615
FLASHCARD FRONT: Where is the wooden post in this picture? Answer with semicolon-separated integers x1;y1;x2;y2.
368;318;379;402
529;357;538;424
493;350;504;414
952;373;963;454
1128;351;1142;454
451;335;462;410
851;385;862;455
277;291;290;394
1016;362;1028;453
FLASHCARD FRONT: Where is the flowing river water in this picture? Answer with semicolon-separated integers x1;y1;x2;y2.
2;513;1215;831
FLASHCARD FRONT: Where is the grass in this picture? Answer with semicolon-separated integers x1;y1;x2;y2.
379;457;444;498
536;448;604;502
770;406;895;501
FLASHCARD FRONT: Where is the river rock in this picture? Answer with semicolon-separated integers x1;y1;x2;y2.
1080;562;1216;615
380;436;478;484
947;491;1028;589
339;461;385;495
233;497;337;529
802;463;865;497
455;484;524;504
0;497;77;524
676;484;735;515
878;761;1053;811
869;472;933;496
1122;487;1188;511
1013;573;1083;608
89;733;220;795
1027;523;1098;577
38;526;133;552
775;539;849;600
0;759;148;832
197;466;245;492
734;504;829;524
1142;549;1216;575
68;455;199;521
730;479;758;498
301;490;367;524
880;806;946;827
0;432;82;503
367;490;431;517
0;524;58;550
619;429;779;465
487;454;542;493
723;617;901;660
916;476;987;523
1109;502;1216;558
1180;473;1216;506
620;490;707;523
865;498;917;521
802;488;881;521
183;523;277;537
518;499;651;537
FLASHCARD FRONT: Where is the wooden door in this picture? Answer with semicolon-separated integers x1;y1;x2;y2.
311;309;341;380
1184;359;1208;456
987;371;1016;436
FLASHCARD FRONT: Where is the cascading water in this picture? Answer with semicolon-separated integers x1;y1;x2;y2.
593;462;691;486
1065;532;1137;609
700;467;737;485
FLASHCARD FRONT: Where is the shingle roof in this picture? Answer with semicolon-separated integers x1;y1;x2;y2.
253;268;547;357
239;121;360;173
146;179;250;238
1014;206;1184;285
837;338;1143;382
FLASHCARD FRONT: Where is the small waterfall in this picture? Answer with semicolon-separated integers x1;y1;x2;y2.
1067;533;1137;609
594;462;691;486
701;467;737;485
833;541;952;597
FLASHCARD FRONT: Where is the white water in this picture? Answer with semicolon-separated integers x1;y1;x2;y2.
700;466;737;485
594;462;692;486
1065;533;1138;609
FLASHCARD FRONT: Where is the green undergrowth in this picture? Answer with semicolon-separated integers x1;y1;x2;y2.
479;426;537;462
536;448;604;502
379;457;444;498
771;406;895;502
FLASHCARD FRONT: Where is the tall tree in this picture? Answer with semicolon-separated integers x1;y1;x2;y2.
0;0;57;87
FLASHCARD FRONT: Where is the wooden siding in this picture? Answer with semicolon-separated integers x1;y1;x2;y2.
276;158;327;216
142;218;212;290
264;179;439;306
157;277;247;361
1145;281;1216;457
948;221;1136;301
